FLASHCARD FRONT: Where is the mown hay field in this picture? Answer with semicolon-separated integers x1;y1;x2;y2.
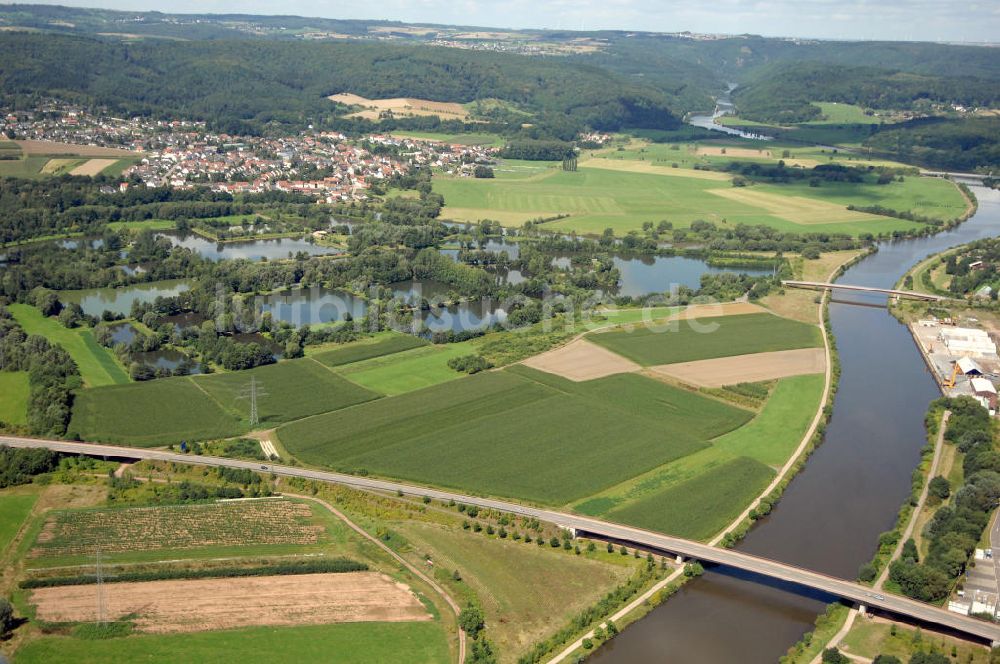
589;312;821;366
434;162;924;236
277;366;751;504
605;456;775;540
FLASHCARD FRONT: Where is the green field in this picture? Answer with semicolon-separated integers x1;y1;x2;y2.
753;176;966;222
395;521;632;659
69;356;380;446
589;312;821;366
0;371;30;425
330;341;479;396
572;374;824;531
105;219;177;231
312;334;429;368
434;160;926;236
194;359;379;426
0;491;38;555
277;366;751;504
9;304;129;387
14;621;450;664
605;456;775;540
69;377;240;446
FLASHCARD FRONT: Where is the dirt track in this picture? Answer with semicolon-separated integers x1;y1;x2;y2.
649;347;826;387
521;338;640;381
31;571;430;633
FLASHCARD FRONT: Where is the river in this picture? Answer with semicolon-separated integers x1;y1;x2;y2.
590;185;1000;663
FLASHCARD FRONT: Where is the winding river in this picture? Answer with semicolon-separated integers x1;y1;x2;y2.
592;185;1000;662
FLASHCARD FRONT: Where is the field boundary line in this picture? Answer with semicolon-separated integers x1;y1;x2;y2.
283;492;466;664
186;375;242;418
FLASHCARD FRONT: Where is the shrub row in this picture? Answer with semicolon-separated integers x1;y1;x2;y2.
21;557;367;588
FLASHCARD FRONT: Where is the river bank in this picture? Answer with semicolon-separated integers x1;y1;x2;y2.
589;185;1000;663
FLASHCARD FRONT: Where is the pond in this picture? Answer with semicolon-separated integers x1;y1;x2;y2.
59;279;194;317
550;254;771;296
132;348;201;374
158;232;344;262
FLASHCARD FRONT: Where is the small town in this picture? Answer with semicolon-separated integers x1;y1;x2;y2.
1;101;501;201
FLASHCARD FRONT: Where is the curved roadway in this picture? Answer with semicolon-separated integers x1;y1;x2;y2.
4;435;998;644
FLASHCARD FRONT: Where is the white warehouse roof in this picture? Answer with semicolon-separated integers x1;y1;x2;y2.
970;377;997;395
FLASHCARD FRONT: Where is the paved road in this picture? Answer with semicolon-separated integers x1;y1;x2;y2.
781;280;946;302
4;435;999;643
875;410;951;590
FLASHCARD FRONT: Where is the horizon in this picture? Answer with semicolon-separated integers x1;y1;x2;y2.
16;0;1000;44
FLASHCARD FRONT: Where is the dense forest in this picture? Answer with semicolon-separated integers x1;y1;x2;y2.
732;63;1000;123
864;117;1000;173
0;32;681;138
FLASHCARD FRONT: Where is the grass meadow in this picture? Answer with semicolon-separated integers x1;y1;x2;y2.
13;621;450;664
394;520;634;660
589;312;821;366
0;371;30;425
433;159;933;236
277;366;750;504
0;490;39;555
9;304;129;387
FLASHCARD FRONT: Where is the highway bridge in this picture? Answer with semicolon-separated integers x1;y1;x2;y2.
782;280;946;301
4;435;999;644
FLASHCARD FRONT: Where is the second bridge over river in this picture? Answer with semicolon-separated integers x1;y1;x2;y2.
781;280;946;301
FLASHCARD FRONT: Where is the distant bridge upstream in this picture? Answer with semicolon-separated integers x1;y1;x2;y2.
782;280;946;301
2;436;997;644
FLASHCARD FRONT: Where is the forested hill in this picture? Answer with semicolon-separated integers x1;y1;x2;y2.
0;32;681;137
731;63;1000;123
588;34;1000;84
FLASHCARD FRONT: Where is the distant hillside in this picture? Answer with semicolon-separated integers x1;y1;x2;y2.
731;62;1000;123
0;32;682;136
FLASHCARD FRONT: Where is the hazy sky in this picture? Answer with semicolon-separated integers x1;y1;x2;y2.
31;0;1000;42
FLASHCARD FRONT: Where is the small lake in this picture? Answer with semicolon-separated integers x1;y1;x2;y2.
132;348;200;373
159;232;344;262
107;322;140;345
251;282;505;334
551;254;770;296
255;286;368;327
60;279;194;317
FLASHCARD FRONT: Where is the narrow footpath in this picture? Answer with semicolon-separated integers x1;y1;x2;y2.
283;492;467;664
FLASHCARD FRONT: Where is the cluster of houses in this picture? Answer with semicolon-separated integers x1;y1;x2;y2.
1;102;503;202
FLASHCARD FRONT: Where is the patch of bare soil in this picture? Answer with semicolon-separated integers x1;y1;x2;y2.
521;338;640;381
31;571;431;633
649;347;826;387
